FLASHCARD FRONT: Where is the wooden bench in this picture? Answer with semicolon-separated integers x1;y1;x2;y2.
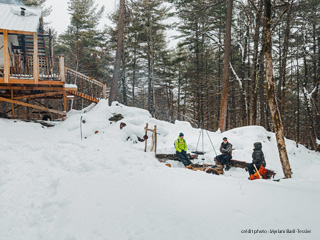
156;154;276;179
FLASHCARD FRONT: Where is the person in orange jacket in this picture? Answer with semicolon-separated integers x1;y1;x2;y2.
247;142;266;176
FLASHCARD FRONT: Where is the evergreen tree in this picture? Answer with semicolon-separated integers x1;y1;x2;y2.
22;0;51;16
55;0;106;79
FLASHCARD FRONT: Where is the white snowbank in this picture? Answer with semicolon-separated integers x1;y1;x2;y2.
0;100;319;240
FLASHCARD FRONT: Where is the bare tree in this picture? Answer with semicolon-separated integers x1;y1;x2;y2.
249;0;263;125
219;0;233;132
109;0;125;106
264;0;292;178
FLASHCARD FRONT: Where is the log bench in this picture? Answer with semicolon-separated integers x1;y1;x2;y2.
155;153;198;163
155;154;276;179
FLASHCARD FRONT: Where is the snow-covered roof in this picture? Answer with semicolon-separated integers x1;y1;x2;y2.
0;3;41;33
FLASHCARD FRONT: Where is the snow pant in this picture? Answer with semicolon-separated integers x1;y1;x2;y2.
216;154;232;165
247;163;262;176
176;151;192;167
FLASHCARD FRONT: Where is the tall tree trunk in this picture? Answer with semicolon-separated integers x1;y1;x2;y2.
313;24;320;141
121;39;127;105
264;0;292;178
280;4;292;121
219;0;233;132
258;43;266;128
277;27;282;110
303;85;318;151
147;8;155;117
296;41;300;146
249;0;263;125
177;64;181;121
195;20;201;126
303;53;318;151
217;24;222;130
238;22;248;126
109;0;125;106
317;35;320;140
132;37;137;106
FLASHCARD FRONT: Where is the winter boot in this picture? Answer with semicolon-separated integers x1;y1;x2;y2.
186;165;193;169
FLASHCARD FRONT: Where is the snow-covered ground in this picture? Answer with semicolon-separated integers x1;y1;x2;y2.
1;100;319;240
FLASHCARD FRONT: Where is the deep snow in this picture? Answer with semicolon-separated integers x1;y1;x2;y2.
1;100;319;240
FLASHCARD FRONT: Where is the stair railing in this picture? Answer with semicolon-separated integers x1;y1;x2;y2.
65;67;107;100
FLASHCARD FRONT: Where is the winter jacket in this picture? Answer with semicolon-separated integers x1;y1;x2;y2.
175;137;187;153
252;142;266;167
220;142;232;156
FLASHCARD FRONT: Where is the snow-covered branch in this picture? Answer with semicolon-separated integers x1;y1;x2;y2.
237;42;245;63
230;62;248;114
230;62;242;89
303;86;318;108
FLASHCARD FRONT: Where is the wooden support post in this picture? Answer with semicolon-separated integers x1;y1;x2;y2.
14;91;64;100
144;123;157;154
150;130;155;152
0;96;66;116
33;33;39;84
144;123;148;152
59;56;65;82
3;30;10;83
11;89;15;118
63;88;67;113
103;83;107;99
26;99;29;120
154;125;157;155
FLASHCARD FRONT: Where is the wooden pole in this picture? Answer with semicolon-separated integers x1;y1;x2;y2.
150;129;155;152
33;32;39;84
253;164;262;179
63;88;67;113
3;30;10;83
144;123;148;152
0;96;66;116
154;125;157;155
11;89;15;118
103;83;107;99
59;56;65;82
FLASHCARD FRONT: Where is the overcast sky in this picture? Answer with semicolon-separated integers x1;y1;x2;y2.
45;0;118;34
44;0;179;49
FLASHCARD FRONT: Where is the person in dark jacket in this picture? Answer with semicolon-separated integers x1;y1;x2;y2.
247;142;266;176
175;132;192;167
215;137;232;168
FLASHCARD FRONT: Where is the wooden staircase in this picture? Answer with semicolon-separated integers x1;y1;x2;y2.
67;90;99;103
65;67;106;104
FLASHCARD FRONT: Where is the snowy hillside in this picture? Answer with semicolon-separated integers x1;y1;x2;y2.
1;100;320;240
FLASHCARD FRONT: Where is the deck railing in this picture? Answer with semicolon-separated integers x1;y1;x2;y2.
65;67;106;100
9;54;61;80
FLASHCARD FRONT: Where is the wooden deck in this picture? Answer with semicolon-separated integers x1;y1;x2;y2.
0;64;106;120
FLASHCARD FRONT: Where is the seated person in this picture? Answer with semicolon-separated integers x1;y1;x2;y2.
175;132;192;167
247;142;266;176
215;137;232;169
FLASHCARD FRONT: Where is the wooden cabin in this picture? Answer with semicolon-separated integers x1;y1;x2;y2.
0;3;106;120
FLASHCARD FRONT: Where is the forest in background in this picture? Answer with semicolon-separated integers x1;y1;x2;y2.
7;0;320;151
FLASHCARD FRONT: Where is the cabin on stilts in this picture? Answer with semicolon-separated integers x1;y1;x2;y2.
0;3;107;120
